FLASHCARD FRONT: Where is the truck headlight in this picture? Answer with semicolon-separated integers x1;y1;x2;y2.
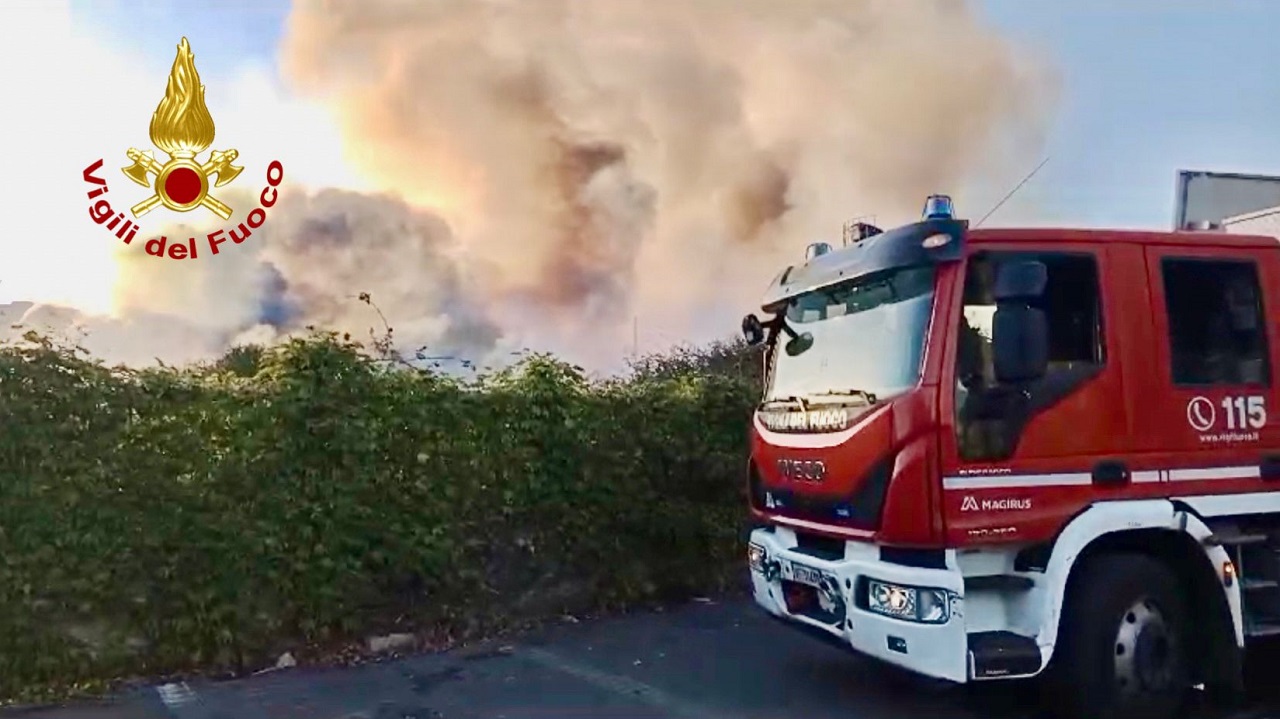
748;543;766;573
866;579;950;624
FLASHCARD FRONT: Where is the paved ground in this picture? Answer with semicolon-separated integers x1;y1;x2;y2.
11;598;1280;719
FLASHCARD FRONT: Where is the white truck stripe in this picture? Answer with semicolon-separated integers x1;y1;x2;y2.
943;464;1265;490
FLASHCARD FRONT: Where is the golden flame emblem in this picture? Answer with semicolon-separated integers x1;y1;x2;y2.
121;37;244;220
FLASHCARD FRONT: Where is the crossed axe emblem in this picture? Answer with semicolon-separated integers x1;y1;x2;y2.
121;147;244;220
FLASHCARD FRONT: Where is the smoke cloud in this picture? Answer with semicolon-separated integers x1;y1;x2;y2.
96;186;506;366
276;0;1056;366
6;0;1056;372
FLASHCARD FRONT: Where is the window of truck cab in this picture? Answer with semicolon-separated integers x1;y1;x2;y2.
952;249;1107;461
764;263;937;403
1160;256;1271;388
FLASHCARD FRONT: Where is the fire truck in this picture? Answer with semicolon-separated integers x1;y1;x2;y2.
740;196;1279;719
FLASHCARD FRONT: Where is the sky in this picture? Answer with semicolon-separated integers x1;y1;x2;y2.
64;0;1280;234
980;0;1280;228
0;0;1277;364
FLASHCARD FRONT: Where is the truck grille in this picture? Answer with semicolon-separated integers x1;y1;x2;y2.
749;458;892;530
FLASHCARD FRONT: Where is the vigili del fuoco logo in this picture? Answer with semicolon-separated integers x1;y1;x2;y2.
81;37;285;260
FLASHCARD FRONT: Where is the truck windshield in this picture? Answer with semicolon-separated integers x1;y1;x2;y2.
765;264;937;403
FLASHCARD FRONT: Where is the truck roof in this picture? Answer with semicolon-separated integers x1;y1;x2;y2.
759;221;1278;310
969;226;1280;249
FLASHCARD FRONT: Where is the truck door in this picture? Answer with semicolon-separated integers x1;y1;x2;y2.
939;243;1129;545
1135;243;1279;493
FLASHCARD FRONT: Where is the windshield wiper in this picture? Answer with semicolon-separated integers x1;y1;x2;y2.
762;390;876;410
761;395;808;411
807;388;878;405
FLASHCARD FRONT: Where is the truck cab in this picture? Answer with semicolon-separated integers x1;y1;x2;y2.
742;196;1280;719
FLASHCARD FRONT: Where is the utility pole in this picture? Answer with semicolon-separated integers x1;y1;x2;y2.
632;315;638;356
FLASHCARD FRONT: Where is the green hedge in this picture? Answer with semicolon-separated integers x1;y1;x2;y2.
0;330;762;700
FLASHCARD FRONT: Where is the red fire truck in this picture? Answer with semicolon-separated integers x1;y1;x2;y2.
740;196;1279;719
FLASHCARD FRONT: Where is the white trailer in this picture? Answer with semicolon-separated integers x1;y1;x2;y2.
1223;205;1280;238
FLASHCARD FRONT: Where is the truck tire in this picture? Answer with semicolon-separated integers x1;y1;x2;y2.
1047;552;1191;719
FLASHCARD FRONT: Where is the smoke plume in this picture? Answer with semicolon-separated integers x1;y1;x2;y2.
6;0;1056;372
101;186;507;366
276;0;1055;366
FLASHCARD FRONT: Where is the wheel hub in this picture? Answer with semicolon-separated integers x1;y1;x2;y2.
1114;598;1177;695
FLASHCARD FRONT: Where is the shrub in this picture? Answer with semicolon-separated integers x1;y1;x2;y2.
0;329;763;700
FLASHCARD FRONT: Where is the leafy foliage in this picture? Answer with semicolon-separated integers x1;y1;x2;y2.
0;326;763;700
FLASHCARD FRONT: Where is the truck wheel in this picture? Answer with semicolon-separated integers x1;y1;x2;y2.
1048;552;1191;719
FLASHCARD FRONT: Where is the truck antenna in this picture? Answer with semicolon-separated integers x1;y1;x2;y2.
974;156;1050;228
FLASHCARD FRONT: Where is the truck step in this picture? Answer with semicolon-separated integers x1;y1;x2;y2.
967;631;1041;680
1244;621;1280;639
1203;532;1270;547
965;575;1035;592
1242;577;1280;591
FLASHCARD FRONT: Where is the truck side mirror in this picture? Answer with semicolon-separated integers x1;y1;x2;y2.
991;260;1049;384
742;314;766;346
785;332;814;357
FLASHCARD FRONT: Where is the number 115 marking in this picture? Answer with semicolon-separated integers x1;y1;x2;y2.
1222;395;1268;430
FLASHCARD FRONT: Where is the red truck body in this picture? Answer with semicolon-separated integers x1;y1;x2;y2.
743;203;1280;719
750;226;1280;549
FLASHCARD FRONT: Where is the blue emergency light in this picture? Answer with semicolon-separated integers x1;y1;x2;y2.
923;194;954;220
805;242;833;261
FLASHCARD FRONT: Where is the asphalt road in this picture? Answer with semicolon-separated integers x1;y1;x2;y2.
13;598;1280;719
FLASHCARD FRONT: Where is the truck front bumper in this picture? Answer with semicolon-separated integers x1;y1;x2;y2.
749;525;970;683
